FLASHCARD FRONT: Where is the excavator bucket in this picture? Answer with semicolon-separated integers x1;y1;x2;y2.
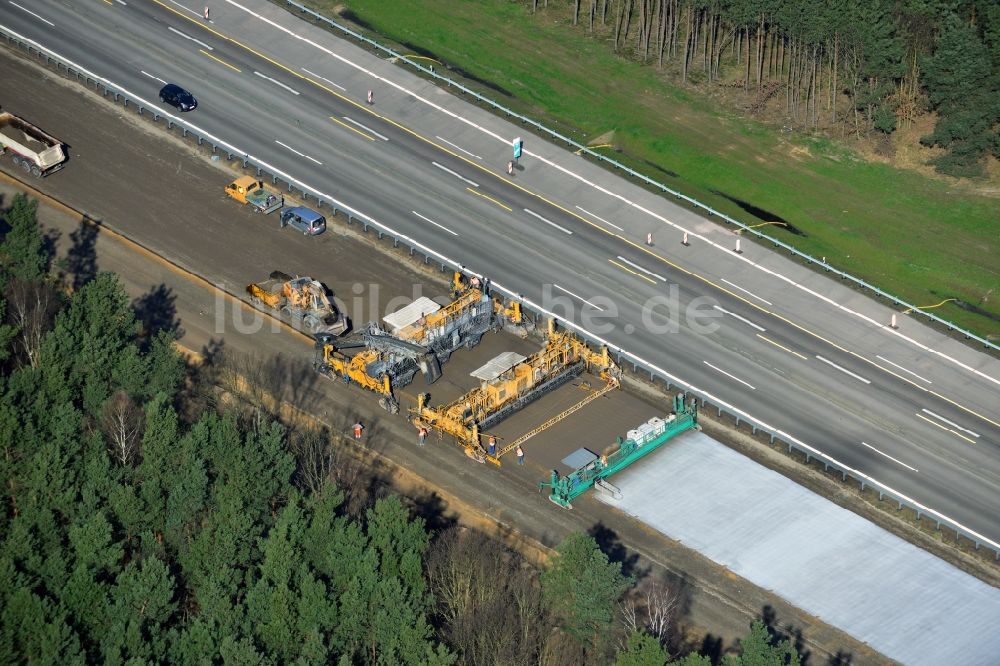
419;353;442;384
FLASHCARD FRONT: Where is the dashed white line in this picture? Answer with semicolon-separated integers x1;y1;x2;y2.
412;210;458;236
615;256;666;282
576;206;624;231
721;278;773;305
167;26;213;51
274;140;321;165
10;2;55;26
712;305;766;332
815;355;871;384
115;0;128;5
252;71;300;95
553;284;606;311
524;209;573;235
274;140;304;156
140;70;168;84
167;0;200;17
436;136;482;160
703;361;756;390
432;162;479;187
861;442;918;472
300;67;345;90
876;355;932;384
921;409;980;438
341;116;388;141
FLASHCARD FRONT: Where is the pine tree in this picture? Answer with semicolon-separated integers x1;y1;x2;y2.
541;531;633;652
0;194;48;283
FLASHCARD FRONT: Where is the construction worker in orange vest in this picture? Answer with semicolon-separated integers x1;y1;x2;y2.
352;422;363;440
487;435;496;456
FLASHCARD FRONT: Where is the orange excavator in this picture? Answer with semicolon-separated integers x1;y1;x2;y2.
246;271;348;336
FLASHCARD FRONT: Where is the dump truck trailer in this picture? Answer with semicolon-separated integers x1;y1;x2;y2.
0;111;66;177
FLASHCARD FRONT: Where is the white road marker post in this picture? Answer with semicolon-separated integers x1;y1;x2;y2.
734;238;742;254
682;231;689;246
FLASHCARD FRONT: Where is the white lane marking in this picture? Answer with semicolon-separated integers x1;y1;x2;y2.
140;70;168;84
274;140;304;156
721;278;773;305
412;210;458;236
815;355;871;384
436;136;482;160
167;26;213;51
921;409;980;438
432;162;479;187
253;71;300;95
17;17;992;557
341;116;388;141
220;0;1000;390
274;140;322;165
712;305;766;332
876;355;932;384
524;208;573;235
10;2;55;26
115;0;127;5
615;256;666;282
300;67;345;90
167;0;200;17
553;284;605;311
576;206;624;231
703;361;756;390
861;442;918;473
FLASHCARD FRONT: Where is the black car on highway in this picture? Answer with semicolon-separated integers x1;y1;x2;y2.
159;84;197;112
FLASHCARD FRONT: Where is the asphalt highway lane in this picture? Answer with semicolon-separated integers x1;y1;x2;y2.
2;0;998;543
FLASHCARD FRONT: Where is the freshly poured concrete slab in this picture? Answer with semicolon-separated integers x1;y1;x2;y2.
598;431;1000;666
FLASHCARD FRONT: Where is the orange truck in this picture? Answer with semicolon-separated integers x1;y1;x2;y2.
225;175;283;214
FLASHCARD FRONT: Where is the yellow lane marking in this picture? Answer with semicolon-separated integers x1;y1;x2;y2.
102;0;113;5
608;259;656;284
466;187;511;212
915;413;976;445
151;0;999;433
756;334;808;360
330;116;375;141
199;49;241;73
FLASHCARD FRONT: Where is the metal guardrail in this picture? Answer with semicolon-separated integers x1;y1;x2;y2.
282;0;998;354
3;24;997;560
